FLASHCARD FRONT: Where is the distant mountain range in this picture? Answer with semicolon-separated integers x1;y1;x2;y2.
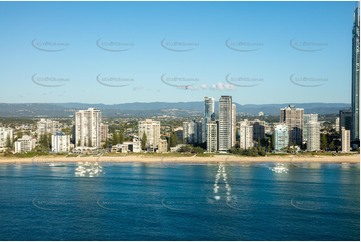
0;102;350;118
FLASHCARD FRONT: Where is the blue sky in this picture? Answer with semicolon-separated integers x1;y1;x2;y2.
0;1;357;105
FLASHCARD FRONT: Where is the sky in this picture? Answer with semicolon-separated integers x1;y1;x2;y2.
0;1;358;105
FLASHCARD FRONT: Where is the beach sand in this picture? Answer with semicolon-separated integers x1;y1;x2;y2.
0;154;359;164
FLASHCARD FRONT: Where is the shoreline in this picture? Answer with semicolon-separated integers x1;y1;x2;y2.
0;154;359;164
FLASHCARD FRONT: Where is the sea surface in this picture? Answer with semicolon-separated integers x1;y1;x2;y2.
0;161;359;241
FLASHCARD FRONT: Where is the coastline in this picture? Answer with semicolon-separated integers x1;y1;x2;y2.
0;154;359;164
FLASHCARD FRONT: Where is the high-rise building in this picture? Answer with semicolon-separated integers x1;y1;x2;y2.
183;121;197;144
218;96;233;151
280;105;304;145
339;109;352;131
239;121;253;150
204;97;215;144
303;114;318;142
232;104;237;147
274;124;289;151
306;121;320;152
204;97;215;122
207;121;218;152
51;132;70;153
196;120;204;144
138;119;160;150
100;123;109;142
341;127;351;153
75;108;101;148
249;119;266;141
36;118;60;136
0;127;13;149
351;6;360;142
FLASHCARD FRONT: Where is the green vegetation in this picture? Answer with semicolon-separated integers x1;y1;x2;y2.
230;147;266;157
141;132;147;150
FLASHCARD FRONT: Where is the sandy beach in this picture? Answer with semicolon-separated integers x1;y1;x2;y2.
0;154;359;164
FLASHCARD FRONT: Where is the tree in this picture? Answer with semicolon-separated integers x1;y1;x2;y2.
119;131;125;144
178;145;192;153
191;146;204;154
102;139;109;149
88;137;92;147
39;134;48;148
47;133;52;149
321;134;328;151
257;143;265;156
16;131;23;140
5;136;11;148
113;131;119;145
141;132;147;150
169;132;178;148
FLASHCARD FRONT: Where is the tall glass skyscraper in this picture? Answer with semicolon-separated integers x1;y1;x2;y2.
204;97;215;144
204;97;215;122
351;6;360;142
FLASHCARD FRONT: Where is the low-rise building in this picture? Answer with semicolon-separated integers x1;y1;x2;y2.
111;136;141;153
157;139;168;153
14;135;36;153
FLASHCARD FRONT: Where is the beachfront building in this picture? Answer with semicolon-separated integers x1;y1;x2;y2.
218;96;233;152
239;121;253;150
138;119;160;150
157;139;168;153
51;132;70;153
306;121;320;152
112;136;142;153
14;135;36;153
274;124;289;151
75;108;102;148
0;127;13;150
341;128;351;153
280;105;304;146
206;121;218;152
303;114;318;142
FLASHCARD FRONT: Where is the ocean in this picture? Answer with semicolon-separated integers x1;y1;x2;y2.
0;161;359;241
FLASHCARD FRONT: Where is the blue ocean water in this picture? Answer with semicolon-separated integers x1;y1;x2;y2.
0;161;359;241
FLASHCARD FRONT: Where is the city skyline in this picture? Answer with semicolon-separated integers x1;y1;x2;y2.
0;1;357;105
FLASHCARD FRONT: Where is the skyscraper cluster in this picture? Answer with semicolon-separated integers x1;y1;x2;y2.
182;96;238;153
339;6;359;150
276;106;320;152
